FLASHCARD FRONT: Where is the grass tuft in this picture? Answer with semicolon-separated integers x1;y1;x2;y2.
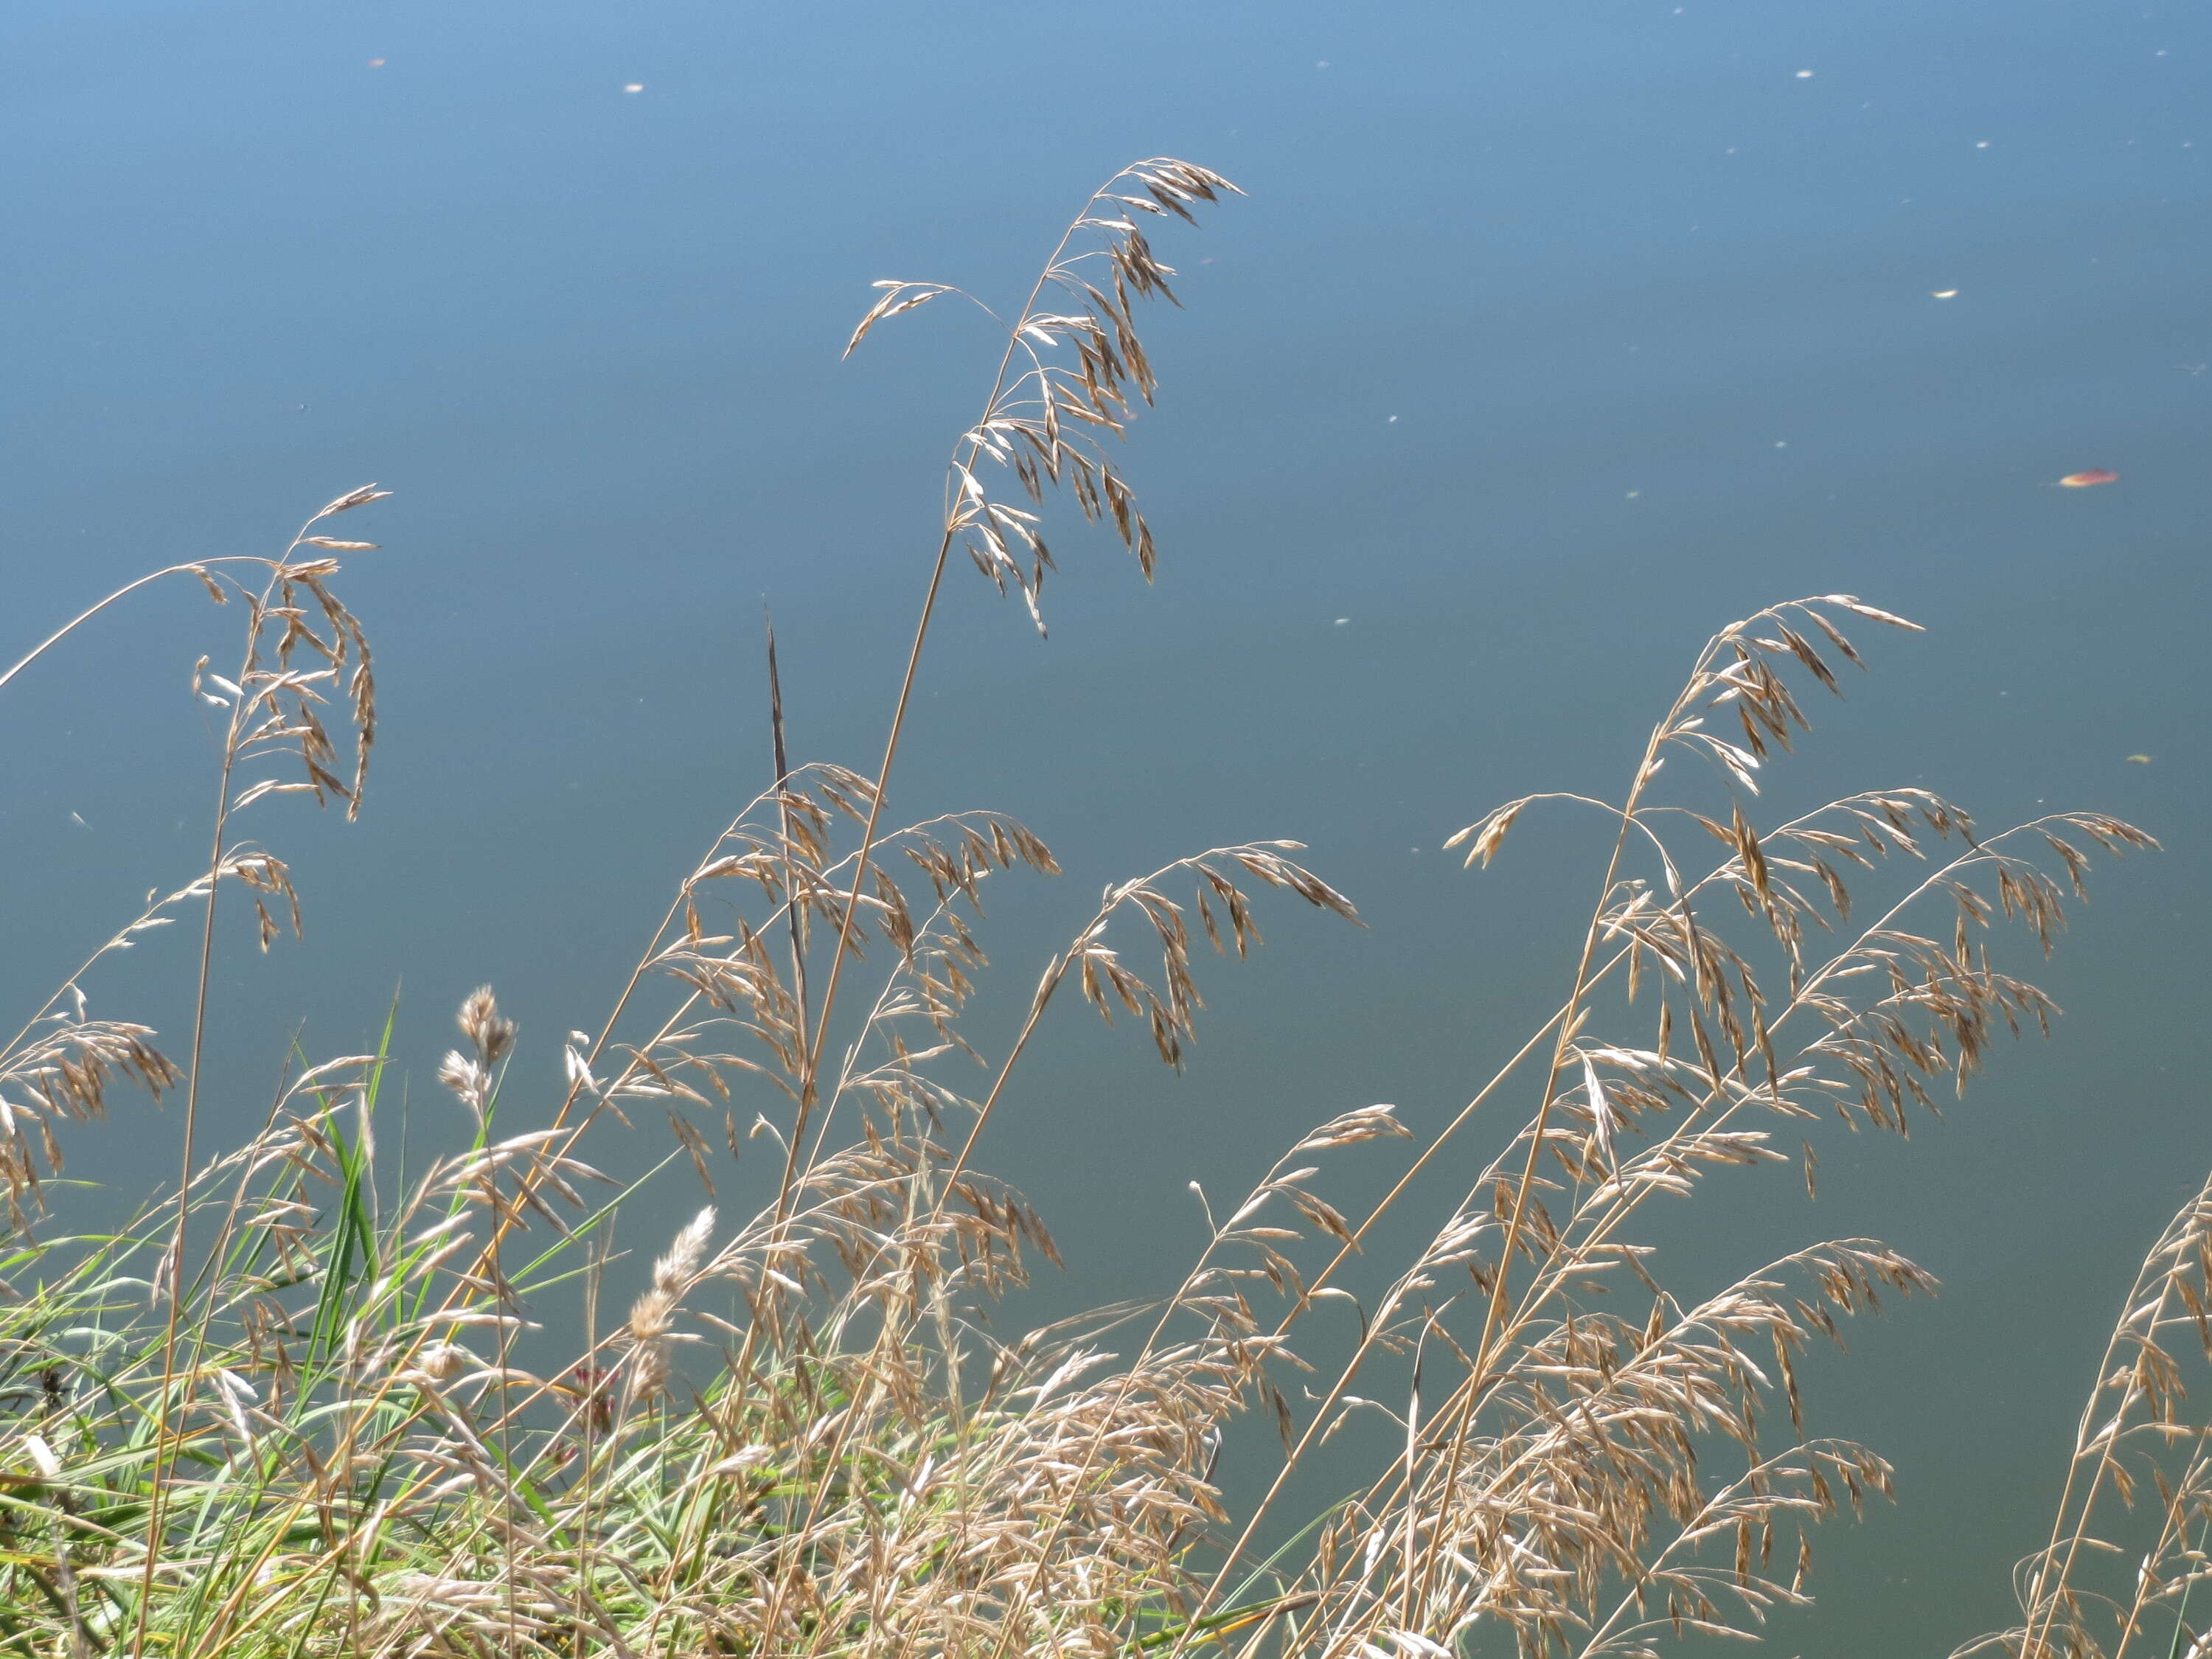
0;161;2157;1659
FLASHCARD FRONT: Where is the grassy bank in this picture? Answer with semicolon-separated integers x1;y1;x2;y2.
0;159;2191;1659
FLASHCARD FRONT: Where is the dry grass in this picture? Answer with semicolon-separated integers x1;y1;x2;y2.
1957;1177;2212;1659
0;159;2160;1659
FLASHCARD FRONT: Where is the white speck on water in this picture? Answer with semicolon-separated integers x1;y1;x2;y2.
1316;59;1331;69
1795;69;1814;78
69;812;88;830
1975;139;1990;148
1333;617;1351;627
1626;490;1641;498
623;82;644;93
1932;288;1959;299
1774;440;1789;448
1386;414;1398;422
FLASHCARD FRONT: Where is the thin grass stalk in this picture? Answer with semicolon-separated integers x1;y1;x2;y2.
130;509;341;1658
782;168;1124;1210
745;164;1245;1647
1394;731;1654;1636
0;557;288;699
766;612;813;1087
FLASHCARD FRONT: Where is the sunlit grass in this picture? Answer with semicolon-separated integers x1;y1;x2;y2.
0;160;2168;1659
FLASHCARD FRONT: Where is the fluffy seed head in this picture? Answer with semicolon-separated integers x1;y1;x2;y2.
457;985;515;1065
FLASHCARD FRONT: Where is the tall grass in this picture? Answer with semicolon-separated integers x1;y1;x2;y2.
0;159;2158;1658
1958;1169;2212;1659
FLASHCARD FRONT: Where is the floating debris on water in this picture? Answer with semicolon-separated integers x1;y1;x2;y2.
1931;288;1958;299
2058;469;2120;487
2126;754;2154;764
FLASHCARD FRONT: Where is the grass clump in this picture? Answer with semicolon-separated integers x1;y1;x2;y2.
0;159;2160;1659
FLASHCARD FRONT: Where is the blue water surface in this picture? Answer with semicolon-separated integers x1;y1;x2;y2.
3;3;2208;1651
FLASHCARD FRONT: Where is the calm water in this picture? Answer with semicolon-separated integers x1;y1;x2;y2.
4;1;2208;1651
